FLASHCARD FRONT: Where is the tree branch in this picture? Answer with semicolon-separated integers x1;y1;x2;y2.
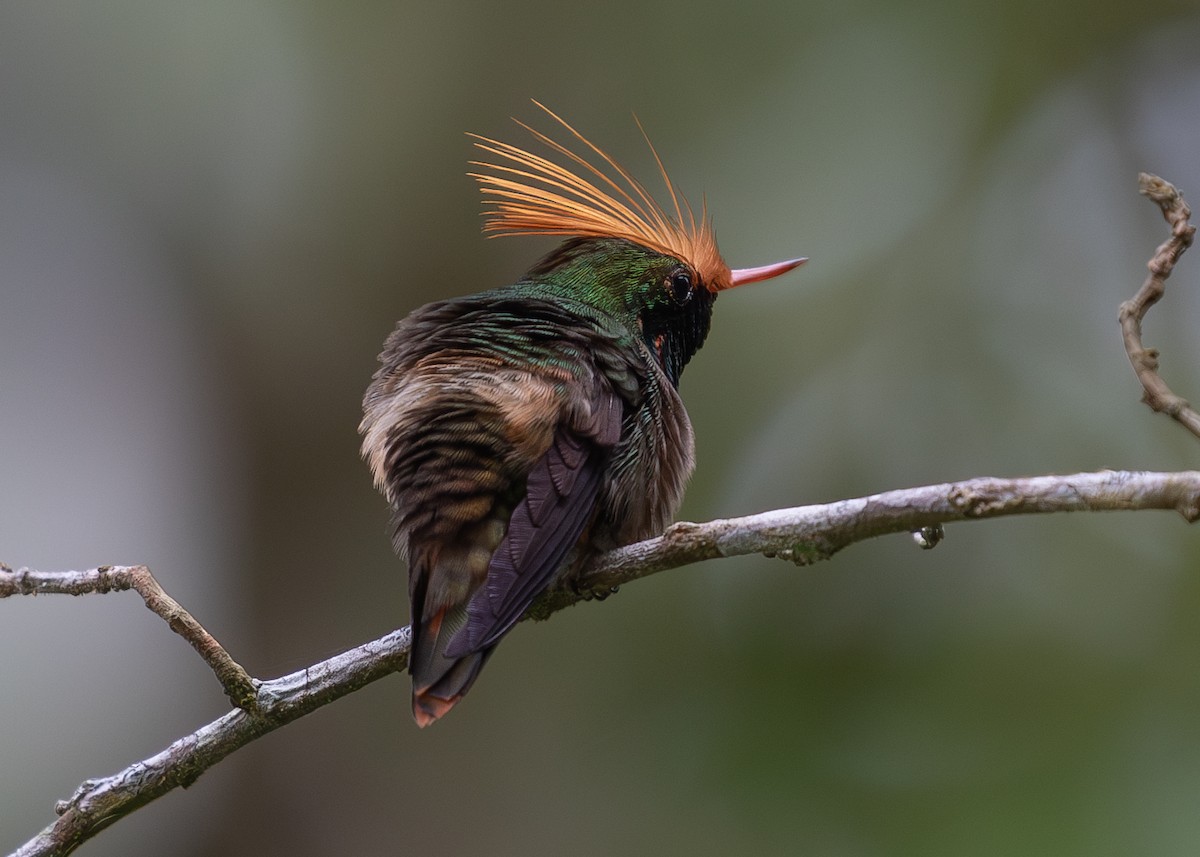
1119;173;1198;437
570;468;1200;591
5;625;412;857
5;469;1200;857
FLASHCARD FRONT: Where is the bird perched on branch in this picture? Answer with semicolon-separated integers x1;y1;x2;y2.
361;103;804;726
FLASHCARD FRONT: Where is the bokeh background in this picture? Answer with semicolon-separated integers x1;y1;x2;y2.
4;2;1200;855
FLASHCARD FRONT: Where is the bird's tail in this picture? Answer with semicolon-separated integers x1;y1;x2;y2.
410;603;492;728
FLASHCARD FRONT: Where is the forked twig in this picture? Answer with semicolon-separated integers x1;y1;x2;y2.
0;564;256;709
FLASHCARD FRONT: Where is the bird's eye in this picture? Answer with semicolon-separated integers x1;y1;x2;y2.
667;270;693;305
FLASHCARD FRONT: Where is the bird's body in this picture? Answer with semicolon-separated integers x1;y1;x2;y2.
361;106;802;726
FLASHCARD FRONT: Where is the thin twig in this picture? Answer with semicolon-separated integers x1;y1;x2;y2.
1119;173;1199;437
7;469;1200;857
0;564;256;710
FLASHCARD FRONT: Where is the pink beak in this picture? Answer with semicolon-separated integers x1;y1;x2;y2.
729;257;807;288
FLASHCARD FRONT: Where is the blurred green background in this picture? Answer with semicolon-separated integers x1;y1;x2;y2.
4;2;1200;855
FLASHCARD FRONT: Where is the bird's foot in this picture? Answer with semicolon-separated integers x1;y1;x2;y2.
572;581;620;601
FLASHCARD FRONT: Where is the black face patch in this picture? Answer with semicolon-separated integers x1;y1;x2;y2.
641;282;715;387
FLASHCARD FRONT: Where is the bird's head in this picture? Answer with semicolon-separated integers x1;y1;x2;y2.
469;102;805;385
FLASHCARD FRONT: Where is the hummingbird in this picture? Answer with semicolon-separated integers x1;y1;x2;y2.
361;103;804;726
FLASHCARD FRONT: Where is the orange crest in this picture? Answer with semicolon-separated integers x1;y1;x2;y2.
469;102;735;292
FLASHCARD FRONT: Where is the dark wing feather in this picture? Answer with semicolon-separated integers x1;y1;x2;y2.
445;391;623;657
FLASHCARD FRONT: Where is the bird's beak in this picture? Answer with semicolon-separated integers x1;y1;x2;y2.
728;257;807;288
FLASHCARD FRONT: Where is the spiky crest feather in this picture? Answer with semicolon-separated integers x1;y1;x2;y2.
468;101;734;292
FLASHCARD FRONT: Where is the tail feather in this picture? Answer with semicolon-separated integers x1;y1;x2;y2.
410;603;493;727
